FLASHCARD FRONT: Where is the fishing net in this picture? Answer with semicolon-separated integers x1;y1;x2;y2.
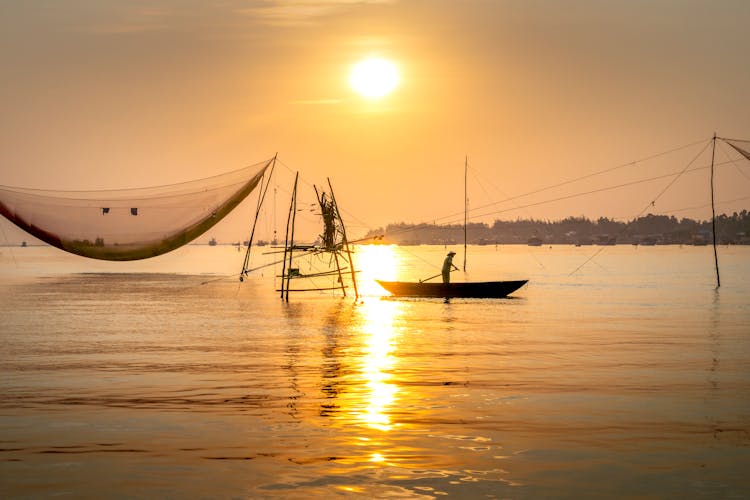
0;158;272;260
723;138;750;163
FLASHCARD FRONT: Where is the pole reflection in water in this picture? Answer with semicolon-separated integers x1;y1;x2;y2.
320;303;345;418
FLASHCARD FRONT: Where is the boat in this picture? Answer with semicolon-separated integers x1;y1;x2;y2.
376;279;527;299
527;236;543;246
376;157;528;299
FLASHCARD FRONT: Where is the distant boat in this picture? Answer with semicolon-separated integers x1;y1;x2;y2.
692;234;708;246
527;236;543;246
208;237;217;246
596;235;616;246
376;280;527;299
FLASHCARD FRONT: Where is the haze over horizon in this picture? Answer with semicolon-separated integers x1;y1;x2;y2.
2;1;749;243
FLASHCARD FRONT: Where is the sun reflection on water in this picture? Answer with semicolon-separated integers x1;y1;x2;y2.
356;298;402;432
353;244;398;297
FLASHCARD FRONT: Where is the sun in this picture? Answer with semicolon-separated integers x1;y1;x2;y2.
349;58;399;99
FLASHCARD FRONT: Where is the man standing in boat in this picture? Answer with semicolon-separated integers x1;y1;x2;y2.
442;251;459;284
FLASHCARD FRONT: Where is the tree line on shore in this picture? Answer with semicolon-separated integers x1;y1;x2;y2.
364;211;750;245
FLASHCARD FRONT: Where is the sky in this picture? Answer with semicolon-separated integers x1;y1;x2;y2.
1;0;749;242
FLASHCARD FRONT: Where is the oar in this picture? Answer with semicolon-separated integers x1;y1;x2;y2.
419;268;457;283
419;273;441;283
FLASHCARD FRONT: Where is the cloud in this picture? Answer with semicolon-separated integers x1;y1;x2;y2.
292;98;344;105
237;0;397;27
75;6;174;36
51;1;397;37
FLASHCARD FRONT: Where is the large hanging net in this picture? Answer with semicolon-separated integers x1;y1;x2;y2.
0;158;273;260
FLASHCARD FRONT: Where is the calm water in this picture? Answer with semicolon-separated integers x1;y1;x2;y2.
1;244;749;499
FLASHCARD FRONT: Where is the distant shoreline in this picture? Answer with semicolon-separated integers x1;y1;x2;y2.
2;211;748;248
364;211;750;246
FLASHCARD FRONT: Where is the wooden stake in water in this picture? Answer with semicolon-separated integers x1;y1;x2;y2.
463;156;468;272
710;133;720;288
281;172;299;301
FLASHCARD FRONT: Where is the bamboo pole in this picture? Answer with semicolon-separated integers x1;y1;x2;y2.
463;156;468;272
281;172;299;300
710;133;720;288
241;155;277;280
286;174;299;302
327;178;359;300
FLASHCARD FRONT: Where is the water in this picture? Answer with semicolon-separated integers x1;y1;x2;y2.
1;244;749;498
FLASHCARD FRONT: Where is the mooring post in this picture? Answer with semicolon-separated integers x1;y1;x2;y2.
710;133;720;288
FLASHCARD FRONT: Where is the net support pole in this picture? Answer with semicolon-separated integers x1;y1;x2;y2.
281;172;299;301
315;183;347;298
241;155;277;280
710;133;720;288
463;155;468;272
286;174;299;303
327;178;359;301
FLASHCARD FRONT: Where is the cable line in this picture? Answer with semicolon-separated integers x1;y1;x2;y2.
568;139;711;276
430;138;711;226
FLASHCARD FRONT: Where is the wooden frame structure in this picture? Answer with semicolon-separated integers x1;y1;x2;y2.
278;175;359;302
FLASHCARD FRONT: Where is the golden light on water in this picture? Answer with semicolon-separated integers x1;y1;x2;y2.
351;244;401;430
357;298;402;432
354;244;398;297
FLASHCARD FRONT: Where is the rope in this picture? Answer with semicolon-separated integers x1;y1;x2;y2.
0;158;274;193
0;222;20;269
717;140;750;182
661;195;750;215
241;157;277;276
430;138;711;226
467;159;549;270
569;139;712;276
371;160;737;244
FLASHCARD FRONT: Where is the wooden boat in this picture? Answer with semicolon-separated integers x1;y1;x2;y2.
376;279;527;299
375;157;528;300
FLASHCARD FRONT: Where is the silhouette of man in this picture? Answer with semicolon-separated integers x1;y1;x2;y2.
442;251;458;284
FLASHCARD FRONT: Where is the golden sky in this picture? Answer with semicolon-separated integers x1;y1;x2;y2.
1;0;749;240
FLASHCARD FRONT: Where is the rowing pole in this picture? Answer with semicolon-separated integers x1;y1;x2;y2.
419;268;457;283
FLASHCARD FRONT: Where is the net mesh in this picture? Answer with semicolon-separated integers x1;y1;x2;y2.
723;138;750;163
0;158;272;260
